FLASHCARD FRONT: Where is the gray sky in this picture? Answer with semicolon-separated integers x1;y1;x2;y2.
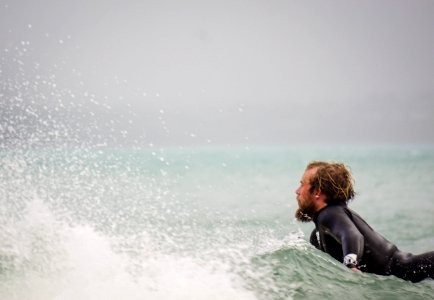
1;0;434;147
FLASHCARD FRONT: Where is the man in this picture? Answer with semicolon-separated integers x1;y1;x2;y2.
295;161;434;282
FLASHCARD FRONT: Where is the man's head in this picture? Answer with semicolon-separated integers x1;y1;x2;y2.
295;161;355;222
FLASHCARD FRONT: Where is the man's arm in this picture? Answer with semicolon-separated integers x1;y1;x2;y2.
317;206;364;270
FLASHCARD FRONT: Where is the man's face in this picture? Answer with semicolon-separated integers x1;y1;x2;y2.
295;167;317;222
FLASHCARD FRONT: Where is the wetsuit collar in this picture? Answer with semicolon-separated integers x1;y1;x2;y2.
312;202;347;224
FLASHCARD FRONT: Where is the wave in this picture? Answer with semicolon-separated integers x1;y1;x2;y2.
0;198;257;300
1;149;434;300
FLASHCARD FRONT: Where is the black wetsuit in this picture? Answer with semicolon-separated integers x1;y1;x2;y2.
310;203;434;282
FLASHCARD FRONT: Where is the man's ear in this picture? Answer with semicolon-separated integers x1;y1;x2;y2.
314;189;321;199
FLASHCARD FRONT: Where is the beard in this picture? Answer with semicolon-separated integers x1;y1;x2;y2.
295;196;316;223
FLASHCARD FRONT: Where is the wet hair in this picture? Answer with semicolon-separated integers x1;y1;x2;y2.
306;161;355;204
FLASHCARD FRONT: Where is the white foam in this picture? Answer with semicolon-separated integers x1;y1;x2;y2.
0;200;257;300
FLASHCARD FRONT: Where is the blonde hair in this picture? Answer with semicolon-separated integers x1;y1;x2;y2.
306;161;355;204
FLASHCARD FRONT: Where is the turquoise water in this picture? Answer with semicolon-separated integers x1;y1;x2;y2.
1;145;434;299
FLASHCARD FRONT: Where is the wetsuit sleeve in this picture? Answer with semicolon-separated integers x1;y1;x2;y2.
317;206;364;266
310;229;320;249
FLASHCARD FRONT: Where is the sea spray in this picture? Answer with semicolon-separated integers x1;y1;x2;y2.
0;198;257;300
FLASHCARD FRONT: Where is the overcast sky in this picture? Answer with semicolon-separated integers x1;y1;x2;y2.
1;0;434;147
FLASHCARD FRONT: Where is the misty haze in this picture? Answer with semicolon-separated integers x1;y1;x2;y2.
1;0;433;148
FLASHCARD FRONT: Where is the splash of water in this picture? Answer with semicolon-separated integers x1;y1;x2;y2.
0;198;258;300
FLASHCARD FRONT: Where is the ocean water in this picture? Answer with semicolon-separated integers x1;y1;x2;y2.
1;145;434;300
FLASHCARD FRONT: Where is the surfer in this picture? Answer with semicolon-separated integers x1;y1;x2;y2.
295;161;434;282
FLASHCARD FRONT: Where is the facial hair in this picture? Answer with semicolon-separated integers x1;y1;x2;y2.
295;196;316;223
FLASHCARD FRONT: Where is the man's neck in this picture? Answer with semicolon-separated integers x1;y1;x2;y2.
315;195;327;213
